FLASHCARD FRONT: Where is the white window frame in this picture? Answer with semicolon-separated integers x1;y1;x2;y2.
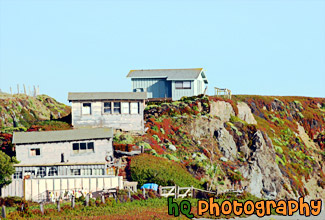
113;102;121;114
130;102;139;114
121;102;130;114
72;142;95;154
175;81;191;89
30;148;41;157
103;102;112;114
82;103;92;115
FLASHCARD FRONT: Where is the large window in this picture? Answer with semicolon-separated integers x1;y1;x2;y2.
93;168;104;175
103;101;140;115
113;102;121;114
104;102;112;113
81;169;92;175
71;169;81;176
37;167;46;178
48;167;58;176
82;103;91;115
13;171;22;179
72;142;94;154
121;102;130;114
130;102;140;114
30;148;40;156
175;81;191;89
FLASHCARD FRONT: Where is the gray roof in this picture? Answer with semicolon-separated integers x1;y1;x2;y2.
126;68;208;82
13;128;113;144
68;92;147;101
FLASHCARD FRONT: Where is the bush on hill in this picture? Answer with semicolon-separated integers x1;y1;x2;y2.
128;153;202;188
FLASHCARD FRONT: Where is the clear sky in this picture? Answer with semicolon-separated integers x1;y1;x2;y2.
1;0;324;104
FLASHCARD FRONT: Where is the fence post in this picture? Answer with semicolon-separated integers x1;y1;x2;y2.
128;190;131;200
101;195;105;204
2;205;6;218
40;203;44;215
85;194;89;206
71;196;75;209
56;199;60;212
142;187;146;199
158;186;162;197
175;185;179;199
191;186;194;198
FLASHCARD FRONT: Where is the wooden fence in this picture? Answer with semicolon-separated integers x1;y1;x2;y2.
159;185;216;199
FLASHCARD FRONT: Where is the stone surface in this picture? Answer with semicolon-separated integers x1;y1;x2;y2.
209;101;235;122
214;127;237;161
168;144;176;151
237;102;257;124
238;131;286;199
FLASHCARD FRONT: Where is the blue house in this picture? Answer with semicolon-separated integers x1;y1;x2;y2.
126;68;208;100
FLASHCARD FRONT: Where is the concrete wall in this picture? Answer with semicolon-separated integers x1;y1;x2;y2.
1;176;123;201
16;138;113;165
71;101;145;131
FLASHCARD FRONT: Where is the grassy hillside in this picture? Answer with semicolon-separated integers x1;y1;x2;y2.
0;93;71;133
1;93;324;200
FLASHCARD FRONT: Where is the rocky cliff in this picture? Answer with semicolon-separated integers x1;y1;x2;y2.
137;95;325;200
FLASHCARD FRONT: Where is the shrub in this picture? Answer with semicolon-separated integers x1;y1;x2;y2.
129;154;202;188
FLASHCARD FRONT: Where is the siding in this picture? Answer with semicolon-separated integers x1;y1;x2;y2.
16;139;113;165
132;78;171;98
171;80;195;100
194;73;206;95
72;101;144;131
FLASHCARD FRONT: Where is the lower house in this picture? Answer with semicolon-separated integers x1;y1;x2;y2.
1;128;124;201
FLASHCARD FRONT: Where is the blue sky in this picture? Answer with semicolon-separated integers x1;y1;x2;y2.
1;0;324;104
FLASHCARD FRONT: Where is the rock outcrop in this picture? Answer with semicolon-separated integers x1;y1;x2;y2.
237;102;257;124
210;101;235;122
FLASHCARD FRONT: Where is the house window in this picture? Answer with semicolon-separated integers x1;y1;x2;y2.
175;81;191;89
48;167;58;176
87;142;94;153
113;102;121;114
103;102;112;114
93;168;104;175
24;170;35;177
82;103;91;115
130;102;139;114
121;102;130;114
37;167;46;178
13;171;22;179
71;169;81;176
183;81;191;89
82;169;92;175
72;142;95;154
30;148;40;156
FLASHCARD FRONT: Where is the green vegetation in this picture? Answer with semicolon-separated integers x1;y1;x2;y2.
0;151;18;188
129;154;202;188
113;132;135;144
0;94;70;133
2;191;268;219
